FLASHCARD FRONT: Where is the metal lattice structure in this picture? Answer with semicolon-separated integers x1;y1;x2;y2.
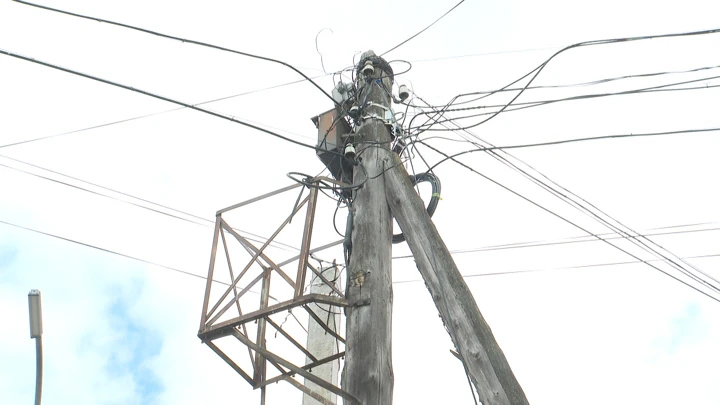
197;181;361;405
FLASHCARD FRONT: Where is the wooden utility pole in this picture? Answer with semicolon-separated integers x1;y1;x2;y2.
383;158;529;405
342;51;394;405
343;50;529;405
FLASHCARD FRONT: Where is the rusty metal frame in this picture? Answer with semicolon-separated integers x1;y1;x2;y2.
198;181;357;404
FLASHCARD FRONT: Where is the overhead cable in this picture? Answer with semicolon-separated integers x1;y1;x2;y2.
0;73;330;150
0;155;301;253
392;223;720;259
12;0;338;105
0;47;345;159
418;141;720;302
410;75;720;129
393;253;720;284
415;27;720;134
410;93;720;299
413;64;720;108
0;218;230;286
423;127;720;170
381;0;466;56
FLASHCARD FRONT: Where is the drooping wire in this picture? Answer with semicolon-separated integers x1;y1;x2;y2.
391;252;720;284
380;0;467;56
0;47;346;159
411;86;720;293
13;0;339;106
411;63;720;109
425;133;720;302
408;81;720;298
0;72;332;150
315;28;333;74
422;127;720;168
411;26;720;134
392;223;720;259
0;155;301;253
0;218;233;286
409;75;720;129
418;140;720;302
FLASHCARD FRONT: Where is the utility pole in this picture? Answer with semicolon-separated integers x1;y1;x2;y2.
343;51;529;405
342;51;395;405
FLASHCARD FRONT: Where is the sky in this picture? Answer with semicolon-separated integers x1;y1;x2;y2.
1;0;720;404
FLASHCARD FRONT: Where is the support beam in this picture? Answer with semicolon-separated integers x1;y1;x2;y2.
382;137;529;405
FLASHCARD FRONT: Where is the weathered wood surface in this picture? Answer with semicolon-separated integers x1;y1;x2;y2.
342;51;394;405
382;149;529;405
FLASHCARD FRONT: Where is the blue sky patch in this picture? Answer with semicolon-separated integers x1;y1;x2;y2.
104;282;164;404
653;303;709;357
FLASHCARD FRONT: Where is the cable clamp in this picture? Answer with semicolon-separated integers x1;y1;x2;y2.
361;114;390;124
366;101;390;111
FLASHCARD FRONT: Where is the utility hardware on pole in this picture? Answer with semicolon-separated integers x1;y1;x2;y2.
338;51;529;405
198;50;527;405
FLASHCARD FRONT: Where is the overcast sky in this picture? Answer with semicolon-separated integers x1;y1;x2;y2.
2;0;720;404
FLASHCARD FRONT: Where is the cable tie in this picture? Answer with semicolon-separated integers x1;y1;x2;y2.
366;101;390;111
432;192;443;200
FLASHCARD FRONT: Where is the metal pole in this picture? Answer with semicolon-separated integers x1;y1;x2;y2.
34;336;43;405
28;290;43;405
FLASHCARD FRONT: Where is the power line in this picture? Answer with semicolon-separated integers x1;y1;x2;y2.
409;75;720;130
0;73;329;150
0;47;345;159
410;87;720;297
0;155;301;253
393;253;720;284
381;0;466;56
418;141;720;303
392;223;720;259
13;0;338;106
411;64;720;108
423;126;720;171
6;213;718;291
0;218;230;286
409;45;561;63
414;27;720;134
408;89;720;301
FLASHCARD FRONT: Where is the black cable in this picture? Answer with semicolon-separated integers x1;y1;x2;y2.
0;155;301;253
381;0;467;56
0;218;232;286
13;0;338;106
287;163;368;191
410;93;720;295
392;224;720;259
392;253;720;284
0;162;209;227
412;63;720;109
418;141;720;302
392;172;441;244
423;127;720;173
0;47;346;159
332;202;346;238
422;124;720;293
411;27;720;134
0;72;331;150
410;76;720;130
387;60;413;76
